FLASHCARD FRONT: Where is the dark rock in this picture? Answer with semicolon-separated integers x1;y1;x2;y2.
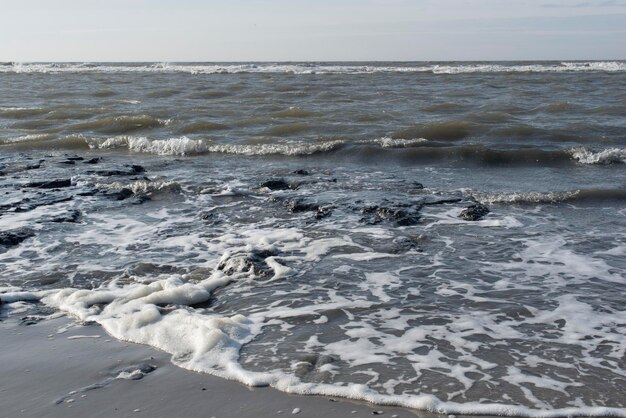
91;188;134;201
132;195;151;205
293;169;310;175
130;263;182;276
115;188;134;201
25;179;72;189
360;205;420;226
65;156;84;161
412;182;424;189
25;164;41;170
200;212;221;224
286;199;319;213
20;316;41;326
59;160;76;165
217;249;277;277
51;209;81;223
284;199;333;220
459;203;490;221
84;158;101;164
117;363;157;380
388;236;422;253
11;196;74;213
93;170;127;176
421;197;463;206
261;179;291;190
92;165;146;177
77;189;99;197
315;206;333;220
82;188;145;202
0;228;34;247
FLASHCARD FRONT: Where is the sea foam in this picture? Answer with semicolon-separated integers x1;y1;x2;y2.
2;270;625;417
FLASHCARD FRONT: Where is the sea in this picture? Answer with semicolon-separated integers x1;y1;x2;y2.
0;61;625;417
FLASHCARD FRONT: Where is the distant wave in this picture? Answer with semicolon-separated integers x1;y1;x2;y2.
70;115;171;135
1;61;625;75
342;144;626;166
471;188;626;205
0;106;51;118
3;133;625;166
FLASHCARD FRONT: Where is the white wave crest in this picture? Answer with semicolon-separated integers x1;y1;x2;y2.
367;137;429;148
84;135;344;156
570;147;626;164
85;136;209;156
205;141;344;156
432;61;626;74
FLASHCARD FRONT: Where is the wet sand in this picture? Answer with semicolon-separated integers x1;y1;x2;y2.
0;315;425;418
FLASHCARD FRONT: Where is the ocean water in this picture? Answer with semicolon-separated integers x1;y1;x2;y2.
1;62;625;416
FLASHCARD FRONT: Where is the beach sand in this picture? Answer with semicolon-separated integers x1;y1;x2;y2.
0;315;429;418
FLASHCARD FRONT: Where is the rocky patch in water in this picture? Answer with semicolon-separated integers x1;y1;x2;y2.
284;199;333;220
360;203;421;226
459;203;490;221
89;164;146;177
25;179;72;189
260;179;296;190
217;249;278;277
0;228;35;248
50;209;81;223
2;195;74;214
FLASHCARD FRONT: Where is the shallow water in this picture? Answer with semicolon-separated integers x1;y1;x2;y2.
1;62;625;417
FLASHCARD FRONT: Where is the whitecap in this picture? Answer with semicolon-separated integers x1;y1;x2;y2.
570;147;626;164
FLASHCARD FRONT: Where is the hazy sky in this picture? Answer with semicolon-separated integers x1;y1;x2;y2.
1;0;625;61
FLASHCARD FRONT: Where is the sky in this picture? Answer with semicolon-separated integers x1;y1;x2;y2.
1;0;625;61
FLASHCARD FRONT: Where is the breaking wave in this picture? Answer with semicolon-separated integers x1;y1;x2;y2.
85;135;345;156
570;147;626;164
4;133;625;167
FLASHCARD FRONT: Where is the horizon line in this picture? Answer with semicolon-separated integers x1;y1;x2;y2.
4;59;626;64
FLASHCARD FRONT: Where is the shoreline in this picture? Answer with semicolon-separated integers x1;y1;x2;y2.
0;314;426;418
2;313;621;418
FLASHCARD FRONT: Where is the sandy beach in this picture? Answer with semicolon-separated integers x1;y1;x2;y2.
0;314;428;418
